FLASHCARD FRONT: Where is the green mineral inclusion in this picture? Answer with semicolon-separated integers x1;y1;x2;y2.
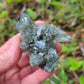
16;13;71;72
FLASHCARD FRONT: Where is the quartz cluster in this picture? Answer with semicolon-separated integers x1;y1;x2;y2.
16;13;71;72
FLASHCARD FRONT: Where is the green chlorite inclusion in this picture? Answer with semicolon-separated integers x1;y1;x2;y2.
16;13;71;72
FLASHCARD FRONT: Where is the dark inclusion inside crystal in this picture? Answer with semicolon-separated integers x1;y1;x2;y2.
16;13;71;72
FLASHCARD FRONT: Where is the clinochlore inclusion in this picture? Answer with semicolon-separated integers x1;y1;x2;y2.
16;13;71;72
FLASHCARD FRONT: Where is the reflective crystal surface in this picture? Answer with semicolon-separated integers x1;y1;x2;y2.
16;13;71;72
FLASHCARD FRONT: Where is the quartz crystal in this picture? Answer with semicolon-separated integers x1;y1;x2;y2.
16;13;71;72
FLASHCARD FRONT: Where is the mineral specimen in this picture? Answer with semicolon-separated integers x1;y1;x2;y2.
16;13;71;72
